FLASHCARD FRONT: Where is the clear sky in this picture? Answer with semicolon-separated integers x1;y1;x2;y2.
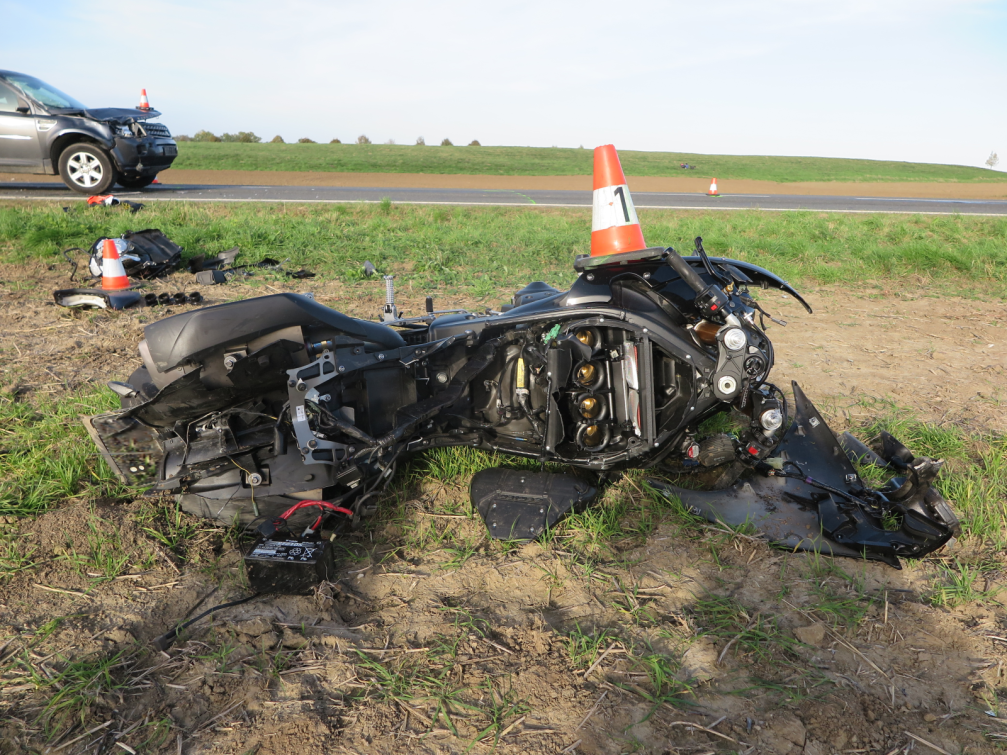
3;0;1005;170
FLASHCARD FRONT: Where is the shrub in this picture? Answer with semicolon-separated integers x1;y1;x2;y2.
220;131;261;143
468;140;481;147
384;138;396;145
357;135;371;145
270;135;285;143
440;138;453;146
330;138;341;144
298;137;316;144
415;136;425;146
174;134;192;142
192;130;220;142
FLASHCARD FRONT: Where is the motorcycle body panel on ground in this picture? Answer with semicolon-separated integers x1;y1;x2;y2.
86;244;958;567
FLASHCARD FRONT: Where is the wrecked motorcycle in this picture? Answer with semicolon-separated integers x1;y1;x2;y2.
85;241;960;568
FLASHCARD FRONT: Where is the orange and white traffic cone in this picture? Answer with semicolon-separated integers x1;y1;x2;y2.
101;238;131;290
138;89;150;110
590;145;646;257
707;178;719;196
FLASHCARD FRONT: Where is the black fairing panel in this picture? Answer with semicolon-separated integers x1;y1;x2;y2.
688;256;813;314
650;382;952;567
144;293;406;371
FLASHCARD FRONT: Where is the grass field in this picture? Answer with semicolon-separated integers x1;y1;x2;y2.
2;202;1006;297
3;200;1007;752
170;142;1007;183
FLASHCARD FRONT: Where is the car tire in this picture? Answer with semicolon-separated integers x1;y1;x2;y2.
117;175;157;190
58;143;117;194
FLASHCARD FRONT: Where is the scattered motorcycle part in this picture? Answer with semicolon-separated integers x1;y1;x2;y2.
242;499;351;593
53;287;142;310
244;537;335;595
472;468;597;541
196;270;228;285
188;246;240;273
84;229;182;280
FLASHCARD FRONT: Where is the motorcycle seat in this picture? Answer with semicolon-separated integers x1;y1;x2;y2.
143;293;406;371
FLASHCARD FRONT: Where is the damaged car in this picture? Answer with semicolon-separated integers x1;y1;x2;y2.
0;70;176;193
85;240;961;569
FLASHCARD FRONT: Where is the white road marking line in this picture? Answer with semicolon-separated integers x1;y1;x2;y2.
0;195;1004;217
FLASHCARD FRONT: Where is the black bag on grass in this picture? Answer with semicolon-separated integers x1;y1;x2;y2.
87;229;183;279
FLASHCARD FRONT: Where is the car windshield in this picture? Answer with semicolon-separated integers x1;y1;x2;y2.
3;74;86;110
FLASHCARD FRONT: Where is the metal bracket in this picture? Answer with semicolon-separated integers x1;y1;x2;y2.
286;351;345;467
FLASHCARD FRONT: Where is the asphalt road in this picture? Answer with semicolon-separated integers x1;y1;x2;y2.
2;180;1007;215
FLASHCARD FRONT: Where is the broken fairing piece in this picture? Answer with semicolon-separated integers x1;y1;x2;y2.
472;468;598;540
648;383;956;568
187;246;240;273
53;288;142;310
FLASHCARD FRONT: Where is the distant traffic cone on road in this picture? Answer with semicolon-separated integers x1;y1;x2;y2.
708;178;719;196
101;238;131;290
590;145;647;257
138;89;150;110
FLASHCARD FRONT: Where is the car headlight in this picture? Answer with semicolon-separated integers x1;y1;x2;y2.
116;126;133;138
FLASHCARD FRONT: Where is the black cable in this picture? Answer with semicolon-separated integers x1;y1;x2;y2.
62;247;85;282
151;594;260;652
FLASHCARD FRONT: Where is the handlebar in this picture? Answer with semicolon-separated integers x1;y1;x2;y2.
664;247;708;294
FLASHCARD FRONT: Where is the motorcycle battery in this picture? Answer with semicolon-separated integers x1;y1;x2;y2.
243;537;335;594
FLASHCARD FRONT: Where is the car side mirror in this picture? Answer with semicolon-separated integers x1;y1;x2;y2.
15;99;29;114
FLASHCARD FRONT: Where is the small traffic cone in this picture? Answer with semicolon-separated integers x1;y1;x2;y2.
707;178;719;196
590;145;646;257
138;89;150;110
101;238;131;290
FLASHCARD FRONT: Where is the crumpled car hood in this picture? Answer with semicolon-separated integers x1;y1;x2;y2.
62;107;161;123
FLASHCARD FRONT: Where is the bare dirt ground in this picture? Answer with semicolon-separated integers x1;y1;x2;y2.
1;263;1006;755
5;170;1007;199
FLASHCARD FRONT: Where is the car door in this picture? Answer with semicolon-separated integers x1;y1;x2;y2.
0;81;42;171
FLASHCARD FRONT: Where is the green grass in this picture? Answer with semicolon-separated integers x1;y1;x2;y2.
0;389;130;517
170;143;1007;184
17;649;135;737
803;553;875;628
3;202;1005;298
927;557;1003;608
691;595;798;661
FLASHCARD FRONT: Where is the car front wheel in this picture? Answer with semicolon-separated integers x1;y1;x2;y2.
58;144;117;194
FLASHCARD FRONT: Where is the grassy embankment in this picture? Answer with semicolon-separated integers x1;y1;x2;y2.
2;201;1006;296
171;142;1007;183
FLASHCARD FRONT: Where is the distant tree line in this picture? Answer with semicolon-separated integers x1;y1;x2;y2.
175;131;484;146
